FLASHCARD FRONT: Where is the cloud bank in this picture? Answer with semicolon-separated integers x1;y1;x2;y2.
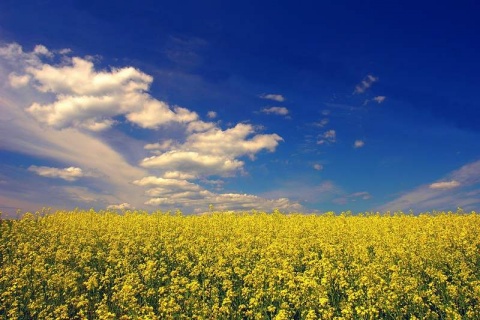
0;42;300;214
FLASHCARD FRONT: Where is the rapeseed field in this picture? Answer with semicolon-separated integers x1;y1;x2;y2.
1;209;479;319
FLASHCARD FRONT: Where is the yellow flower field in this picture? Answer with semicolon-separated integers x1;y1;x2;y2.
1;209;479;319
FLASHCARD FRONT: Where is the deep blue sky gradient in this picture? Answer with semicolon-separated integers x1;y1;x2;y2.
1;0;479;215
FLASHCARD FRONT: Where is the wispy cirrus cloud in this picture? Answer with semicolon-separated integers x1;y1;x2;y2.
363;95;386;106
313;118;329;128
372;96;386;103
379;160;480;212
429;180;460;190
333;191;372;205
107;203;134;210
354;74;378;94
317;130;336;145
28;166;85;181
259;93;285;102
260;106;289;116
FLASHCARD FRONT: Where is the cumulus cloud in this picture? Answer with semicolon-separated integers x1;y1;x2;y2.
317;130;336;145
144;140;177;151
140;123;283;176
107;203;134;210
313;164;323;171
259;93;285;102
162;171;198;180
354;140;365;148
1;42;292;214
126;103;198;129
141;151;244;177
261;106;289;116
429;180;460;190
28;165;84;181
354;74;378;94
183;123;282;160
33;45;53;57
186;120;216;133
4;45;199;131
8;73;31;88
133;175;302;212
145;189;302;212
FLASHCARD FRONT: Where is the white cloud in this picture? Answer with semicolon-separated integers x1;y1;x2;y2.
207;111;217;118
183;124;282;158
354;74;378;94
261;106;289;116
3;46;199;131
260;93;285;102
324;130;336;140
373;96;386;103
140;123;283;176
354;140;365;148
134;175;302;212
58;48;72;55
133;176;201;189
429;180;460;190
380;160;480;212
28;165;84;181
317;130;336;145
162;171;198;180
0;42;293;214
144;140;176;151
125;102;198;129
141;151;244;177
146;190;302;212
0;44;149;211
33;45;53;57
201;178;224;189
314;118;329;127
107;202;134;210
8;73;31;88
313;164;323;171
186;120;216;133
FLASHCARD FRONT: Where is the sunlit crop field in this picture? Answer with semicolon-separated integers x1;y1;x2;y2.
1;210;479;319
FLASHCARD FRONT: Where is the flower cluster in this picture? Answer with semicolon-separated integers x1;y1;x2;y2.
1;209;479;319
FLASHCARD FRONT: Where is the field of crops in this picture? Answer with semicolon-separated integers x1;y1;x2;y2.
1;209;479;319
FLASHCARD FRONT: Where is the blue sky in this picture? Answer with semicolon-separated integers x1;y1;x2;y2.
1;0;479;216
